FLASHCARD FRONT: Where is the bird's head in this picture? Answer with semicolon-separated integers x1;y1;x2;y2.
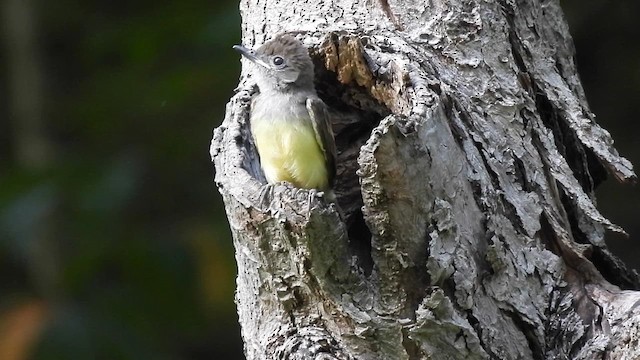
233;34;315;93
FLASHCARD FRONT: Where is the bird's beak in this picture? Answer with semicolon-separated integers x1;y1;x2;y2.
233;45;269;68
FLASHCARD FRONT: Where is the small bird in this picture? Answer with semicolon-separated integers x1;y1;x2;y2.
233;35;337;193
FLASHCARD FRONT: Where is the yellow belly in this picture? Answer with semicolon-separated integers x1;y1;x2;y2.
252;119;328;190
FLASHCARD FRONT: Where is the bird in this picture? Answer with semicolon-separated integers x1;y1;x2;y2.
233;34;337;194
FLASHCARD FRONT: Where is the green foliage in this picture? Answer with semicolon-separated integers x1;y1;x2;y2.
0;0;242;358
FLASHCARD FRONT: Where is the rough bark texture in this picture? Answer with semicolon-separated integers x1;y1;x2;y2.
211;0;640;359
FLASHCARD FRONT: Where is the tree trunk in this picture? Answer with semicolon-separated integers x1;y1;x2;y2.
211;0;640;359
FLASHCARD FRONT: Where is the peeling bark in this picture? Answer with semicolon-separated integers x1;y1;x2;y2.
211;0;639;359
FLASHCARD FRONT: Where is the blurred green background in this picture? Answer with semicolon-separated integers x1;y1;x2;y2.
0;0;637;359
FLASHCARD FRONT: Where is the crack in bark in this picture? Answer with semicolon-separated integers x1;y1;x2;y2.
464;309;495;359
505;310;544;360
534;89;604;196
400;326;422;360
376;0;404;31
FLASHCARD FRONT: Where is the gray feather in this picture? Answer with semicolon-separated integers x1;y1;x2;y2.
306;97;337;186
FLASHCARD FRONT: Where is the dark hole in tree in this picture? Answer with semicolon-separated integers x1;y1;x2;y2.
312;55;390;276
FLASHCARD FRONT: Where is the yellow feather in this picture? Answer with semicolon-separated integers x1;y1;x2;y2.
252;119;328;190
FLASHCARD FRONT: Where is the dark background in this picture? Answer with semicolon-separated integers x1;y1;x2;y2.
0;0;637;358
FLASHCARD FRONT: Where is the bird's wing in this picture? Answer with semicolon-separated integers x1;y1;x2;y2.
306;97;337;186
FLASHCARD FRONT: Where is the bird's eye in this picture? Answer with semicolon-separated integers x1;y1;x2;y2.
272;56;285;66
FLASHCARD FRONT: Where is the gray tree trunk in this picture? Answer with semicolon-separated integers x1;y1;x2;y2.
211;0;640;359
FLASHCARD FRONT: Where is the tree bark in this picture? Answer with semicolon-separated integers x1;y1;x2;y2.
211;0;640;359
